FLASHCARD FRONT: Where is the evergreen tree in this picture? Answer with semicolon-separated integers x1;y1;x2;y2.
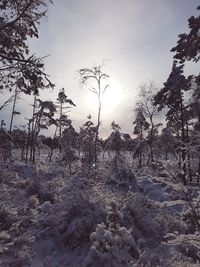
61;120;78;174
56;88;76;154
171;6;200;63
133;107;149;168
154;62;190;184
28;99;56;162
79;115;97;173
0;0;54;94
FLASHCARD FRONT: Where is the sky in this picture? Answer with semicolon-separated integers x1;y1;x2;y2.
0;0;200;137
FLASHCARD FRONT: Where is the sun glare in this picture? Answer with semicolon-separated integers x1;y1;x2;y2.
86;78;124;117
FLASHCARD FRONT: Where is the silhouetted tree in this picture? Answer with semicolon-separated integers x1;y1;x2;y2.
133;107;149;168
61;120;78;174
9;87;21;132
171;6;200;63
171;5;200;182
159;126;178;161
79;115;97;174
29;99;56;162
78;64;109;163
0;0;54;160
137;82;161;166
56;88;76;154
154;62;190;184
12;128;27;160
0;0;54;94
106;121;123;156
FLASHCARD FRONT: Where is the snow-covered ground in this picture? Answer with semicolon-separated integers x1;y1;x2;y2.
0;150;199;266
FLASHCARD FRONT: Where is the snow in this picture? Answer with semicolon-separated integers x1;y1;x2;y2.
0;149;200;266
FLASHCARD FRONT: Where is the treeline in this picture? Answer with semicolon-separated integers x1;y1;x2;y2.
0;2;200;185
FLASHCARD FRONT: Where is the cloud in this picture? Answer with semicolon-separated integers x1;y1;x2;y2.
1;0;199;137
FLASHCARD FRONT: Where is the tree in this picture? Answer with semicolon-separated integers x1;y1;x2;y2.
122;133;135;155
171;6;200;63
154;62;191;185
61;120;78;174
159;126;178;161
133;107;149;168
12;128;27;160
0;128;12;164
104;121;123;157
0;0;54;94
136;82;161;166
78;64;109;163
79;115;97;174
56;88;76;154
171;5;200;183
9;87;21;132
28;99;56;162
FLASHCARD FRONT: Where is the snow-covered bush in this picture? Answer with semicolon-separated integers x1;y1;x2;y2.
0;129;13;165
123;191;187;244
26;174;55;204
182;194;200;232
163;233;200;263
84;201;139;267
0;194;38;266
62;148;78;174
59;194;105;248
110;167;138;190
26;176;41;196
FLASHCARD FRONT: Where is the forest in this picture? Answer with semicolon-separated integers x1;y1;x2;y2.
0;1;200;266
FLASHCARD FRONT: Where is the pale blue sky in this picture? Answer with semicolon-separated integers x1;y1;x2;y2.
1;0;199;137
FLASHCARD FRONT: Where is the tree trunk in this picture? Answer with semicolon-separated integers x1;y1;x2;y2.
149;117;154;168
197;155;200;184
186;121;192;183
94;89;101;163
30;95;37;162
139;151;142;168
25;121;31;163
59;102;63;154
49;126;57;162
180;100;187;185
9;88;18;132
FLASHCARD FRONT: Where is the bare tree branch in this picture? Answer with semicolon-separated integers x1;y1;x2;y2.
0;95;14;111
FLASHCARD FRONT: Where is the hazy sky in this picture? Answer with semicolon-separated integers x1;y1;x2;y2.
1;0;200;137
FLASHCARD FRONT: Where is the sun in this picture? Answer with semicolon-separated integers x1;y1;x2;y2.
86;78;124;117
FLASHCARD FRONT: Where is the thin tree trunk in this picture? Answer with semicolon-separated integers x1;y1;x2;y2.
59;102;63;154
21;144;25;161
149;117;154;168
49;126;58;162
25;121;31;163
94;89;101;163
186;121;192;183
180;100;187;185
139;151;142;168
9;88;18;132
197;155;200;184
30;95;37;161
0;95;14;112
69;162;72;175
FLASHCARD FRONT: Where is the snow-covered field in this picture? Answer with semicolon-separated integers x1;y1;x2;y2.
0;150;199;266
